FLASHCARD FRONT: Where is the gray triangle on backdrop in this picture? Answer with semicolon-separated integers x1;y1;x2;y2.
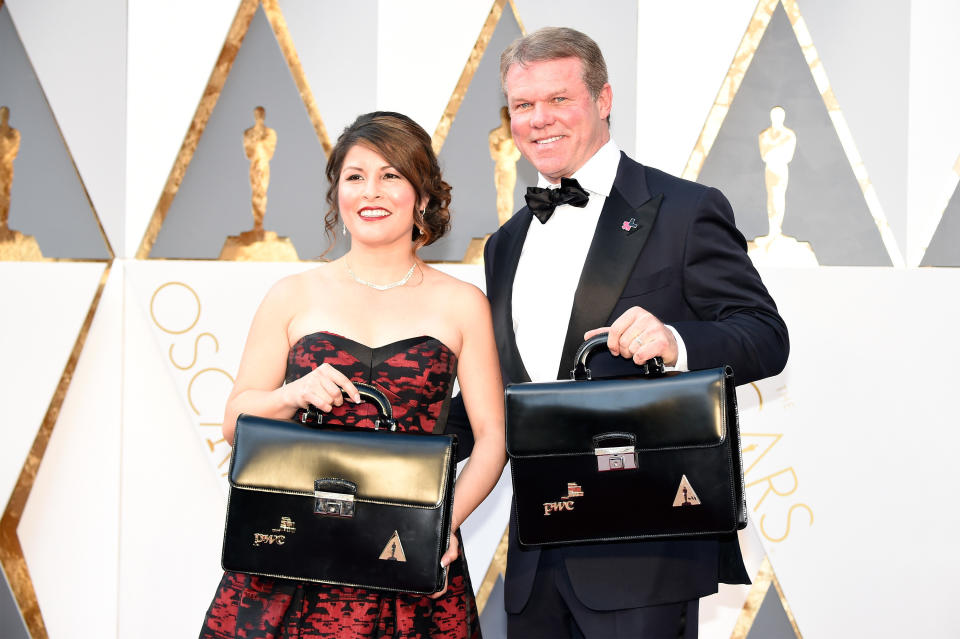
420;8;536;262
0;563;29;639
920;178;960;266
479;574;508;639
150;5;337;260
697;3;890;266
745;582;800;639
0;6;110;259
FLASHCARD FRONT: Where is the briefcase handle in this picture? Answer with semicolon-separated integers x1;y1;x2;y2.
300;382;398;431
571;333;665;381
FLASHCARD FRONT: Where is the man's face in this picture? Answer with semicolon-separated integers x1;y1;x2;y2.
505;57;611;183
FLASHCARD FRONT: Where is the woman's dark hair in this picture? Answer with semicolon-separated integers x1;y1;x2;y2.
324;111;452;251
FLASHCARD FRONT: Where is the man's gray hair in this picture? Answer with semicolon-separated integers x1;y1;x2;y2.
499;27;609;98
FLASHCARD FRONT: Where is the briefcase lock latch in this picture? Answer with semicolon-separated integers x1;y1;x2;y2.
314;479;357;518
314;490;355;517
594;445;638;472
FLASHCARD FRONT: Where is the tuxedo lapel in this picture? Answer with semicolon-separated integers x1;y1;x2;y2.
555;159;663;379
490;210;534;384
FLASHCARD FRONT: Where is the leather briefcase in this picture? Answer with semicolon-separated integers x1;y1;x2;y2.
221;383;458;594
506;334;746;547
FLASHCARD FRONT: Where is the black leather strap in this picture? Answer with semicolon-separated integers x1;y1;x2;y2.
301;381;397;430
571;332;665;380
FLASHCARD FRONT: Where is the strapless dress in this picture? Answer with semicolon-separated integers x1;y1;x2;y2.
200;331;480;639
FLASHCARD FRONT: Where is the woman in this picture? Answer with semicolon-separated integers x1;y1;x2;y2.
200;112;506;639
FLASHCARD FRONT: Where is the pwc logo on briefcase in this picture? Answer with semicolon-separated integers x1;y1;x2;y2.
542;482;584;515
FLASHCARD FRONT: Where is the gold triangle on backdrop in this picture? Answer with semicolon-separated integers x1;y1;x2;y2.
430;0;525;265
378;530;407;562
134;0;331;261
431;0;525;155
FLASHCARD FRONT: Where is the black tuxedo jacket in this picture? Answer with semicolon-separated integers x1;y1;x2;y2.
451;152;788;612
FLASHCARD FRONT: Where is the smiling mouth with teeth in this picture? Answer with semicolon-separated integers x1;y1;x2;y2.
536;136;563;144
359;209;391;218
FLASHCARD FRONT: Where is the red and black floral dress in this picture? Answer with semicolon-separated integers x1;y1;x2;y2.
200;331;481;639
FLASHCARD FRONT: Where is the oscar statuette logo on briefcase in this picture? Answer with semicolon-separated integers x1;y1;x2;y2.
378;531;408;562
672;475;701;507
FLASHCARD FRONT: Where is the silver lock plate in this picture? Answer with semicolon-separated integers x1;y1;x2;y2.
314;490;355;517
595;445;638;472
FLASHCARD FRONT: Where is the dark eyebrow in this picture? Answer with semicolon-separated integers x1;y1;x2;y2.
342;164;397;173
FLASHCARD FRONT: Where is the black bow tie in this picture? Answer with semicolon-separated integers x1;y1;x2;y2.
525;178;590;223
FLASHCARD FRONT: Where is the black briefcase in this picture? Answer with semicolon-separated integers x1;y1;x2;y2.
506;334;746;548
221;383;457;594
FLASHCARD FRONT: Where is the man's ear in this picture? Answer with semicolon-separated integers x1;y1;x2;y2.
596;83;613;120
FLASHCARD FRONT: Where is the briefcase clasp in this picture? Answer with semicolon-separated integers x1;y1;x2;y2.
314;479;358;518
594;445;638;472
314;490;355;517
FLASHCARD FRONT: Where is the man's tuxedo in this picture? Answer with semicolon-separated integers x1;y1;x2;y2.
482;152;789;612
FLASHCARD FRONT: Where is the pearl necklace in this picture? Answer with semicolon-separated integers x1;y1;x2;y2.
346;261;417;291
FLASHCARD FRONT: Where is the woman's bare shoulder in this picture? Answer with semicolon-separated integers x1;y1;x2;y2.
422;266;491;332
261;264;334;309
423;266;487;304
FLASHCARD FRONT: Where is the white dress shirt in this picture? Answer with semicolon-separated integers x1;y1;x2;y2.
511;139;687;382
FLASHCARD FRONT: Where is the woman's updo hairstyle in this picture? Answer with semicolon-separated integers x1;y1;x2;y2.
324;111;452;250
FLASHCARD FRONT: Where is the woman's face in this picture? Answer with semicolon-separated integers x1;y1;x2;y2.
337;143;423;247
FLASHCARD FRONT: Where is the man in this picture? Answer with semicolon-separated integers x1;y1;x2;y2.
463;27;789;638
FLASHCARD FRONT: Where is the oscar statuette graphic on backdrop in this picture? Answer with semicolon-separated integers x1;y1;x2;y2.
748;106;818;267
0;106;43;260
220;106;299;261
463;106;521;264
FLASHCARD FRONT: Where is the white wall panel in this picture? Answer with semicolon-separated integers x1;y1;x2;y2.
118;264;227;638
18;265;122;639
633;0;758;175
0;263;105;506
747;267;960;638
125;0;241;257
